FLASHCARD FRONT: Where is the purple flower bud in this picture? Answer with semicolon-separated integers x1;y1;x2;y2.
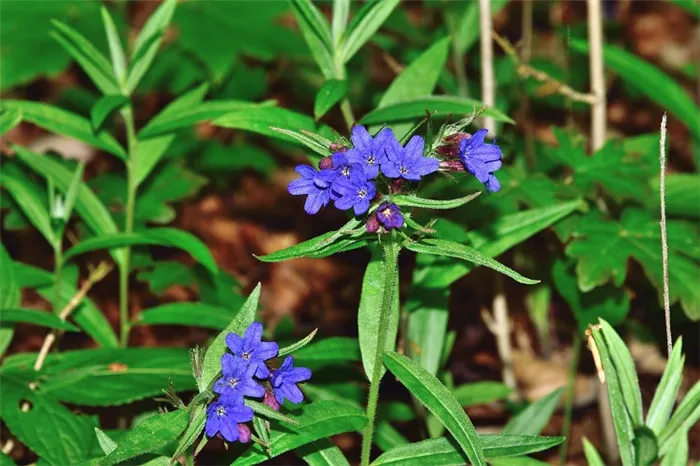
237;423;251;443
263;390;280;411
439;160;467;172
436;133;472;157
391;179;404;194
329;142;348;153
318;156;334;170
366;213;380;233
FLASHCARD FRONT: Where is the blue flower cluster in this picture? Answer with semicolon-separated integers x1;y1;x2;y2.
288;124;503;230
205;322;312;443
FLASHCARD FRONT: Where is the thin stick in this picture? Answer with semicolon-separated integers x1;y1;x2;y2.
479;0;496;134
586;0;606;151
659;112;672;357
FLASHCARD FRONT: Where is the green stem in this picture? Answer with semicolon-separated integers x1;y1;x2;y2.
339;98;355;132
453;43;469;98
119;105;138;347
52;245;63;315
558;332;582;465
360;239;400;466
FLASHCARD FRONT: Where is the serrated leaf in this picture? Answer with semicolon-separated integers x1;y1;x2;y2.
278;328;318;357
90;94;128;131
383;352;486;466
0;374;97;465
503;387;563;435
1;308;79;331
570;40;700;139
340;0;399;64
232;401;367;466
371;434;565;466
646;338;684;435
566;209;700;319
393;192;481;210
404;238;539;285
361;96;513;125
125;0;177;93
314;79;348;120
101;409;188;466
50;19;119;95
359;244;400;382
1;347;195;406
452;382;513;407
2;101;126;159
200;284;260;391
135;302;237;330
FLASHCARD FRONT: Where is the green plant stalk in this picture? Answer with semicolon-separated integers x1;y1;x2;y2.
558;332;582;465
52;245;63;315
119;105;138;347
360;238;400;466
333;60;355;132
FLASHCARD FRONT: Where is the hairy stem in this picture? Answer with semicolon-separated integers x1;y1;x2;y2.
360;240;400;466
119;105;138;347
558;333;582;465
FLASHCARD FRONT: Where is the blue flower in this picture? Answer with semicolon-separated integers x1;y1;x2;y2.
334;173;376;215
213;353;265;400
346;126;394;179
458;129;502;192
288;165;331;215
315;153;366;194
205;399;254;442
381;135;439;181
376;202;404;230
226;322;279;378
271;356;312;405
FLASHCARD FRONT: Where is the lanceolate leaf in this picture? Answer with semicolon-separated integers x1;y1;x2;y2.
101;409;188;466
0;245;21;356
361;96;513;125
452;382;513;407
0;108;22;136
393;192;481;210
199;284;260;391
290;0;334;78
405;238;539;285
2;101;127;159
657;379;700;456
277;328;318;357
170;404;205;460
503;387;563;435
582;437;605;466
213;107;321;143
340;0;400;64
232;401;367;466
298;438;351;466
90;94;128;131
646;338;684;435
135;302;237;330
293;337;361;367
100;6;127;86
314;79;348;120
383;352;486;466
1;308;80;331
269;127;332;157
371;434;565;466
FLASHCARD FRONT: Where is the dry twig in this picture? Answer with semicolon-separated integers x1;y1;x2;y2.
658;112;672;357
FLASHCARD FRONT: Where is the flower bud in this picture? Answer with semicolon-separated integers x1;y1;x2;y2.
237;423;251;443
439;160;466;172
318;156;333;170
436;132;472;157
263;390;280;412
366;213;380;233
391;179;404;194
329;142;348;153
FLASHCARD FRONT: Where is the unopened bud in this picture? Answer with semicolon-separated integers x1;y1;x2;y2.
237;423;251;443
366;214;380;233
391;179;404;194
318;156;333;170
263;391;280;411
329;142;348;153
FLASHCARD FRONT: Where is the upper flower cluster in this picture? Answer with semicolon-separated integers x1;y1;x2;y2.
205;322;312;443
288;123;503;231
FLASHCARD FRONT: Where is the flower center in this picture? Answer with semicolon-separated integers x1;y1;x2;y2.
399;166;408;175
367;155;375;165
341;166;350;176
382;208;392;219
227;377;239;388
357;188;367;199
242;352;251;360
216;406;226;417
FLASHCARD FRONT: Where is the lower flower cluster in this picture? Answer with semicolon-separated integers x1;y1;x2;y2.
205;322;312;443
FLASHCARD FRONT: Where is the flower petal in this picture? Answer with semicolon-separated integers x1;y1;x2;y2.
257;341;279;360
225;333;244;355
350;125;373;151
404;135;425;159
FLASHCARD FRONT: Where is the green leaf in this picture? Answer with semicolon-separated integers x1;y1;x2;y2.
1;347;195;406
450;0;510;55
646;338;684;435
331;0;349;48
170;403;205;460
314;79;348;120
278;328;318;357
245;399;299;426
269;127;332;157
294;337;361;367
633;426;658;466
0;163;57;247
232;401;367;466
0;245;20;356
0;452;16;466
566;209;700;319
50;19;120;95
503;388;564;435
63;228;217;274
383;352;486;466
257;218;362;262
2;101;127;159
649;174;700;219
0;108;22;136
340;0;400;64
90;94;128;131
660;432;688;466
125;0;177;94
61;161;86;225
361;96;513;125
371;434;564;466
213;106;321;143
393;192;481;210
13;262;118;348
290;0;334;78
589;321;636;466
135;302;237;330
489;456;549;466
406;283;448;377
658;379;700;456
200;284;260;391
292;0;333;52
582;437;605;466
359;244;400;382
100;6;127;86
372;36;450;139
95;428;117;454
1;308;79;331
101;409;188;466
452;382;513;407
404;238;539;285
570;40;700;139
0;373;97;465
299;438;351;466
